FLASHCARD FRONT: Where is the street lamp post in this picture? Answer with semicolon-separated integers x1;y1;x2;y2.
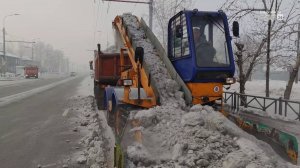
31;38;40;60
2;13;20;75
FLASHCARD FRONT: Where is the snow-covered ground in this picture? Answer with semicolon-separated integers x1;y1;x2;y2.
63;76;114;168
229;80;300;101
227;80;300;121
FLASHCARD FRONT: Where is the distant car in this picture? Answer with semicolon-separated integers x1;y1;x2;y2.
70;72;76;77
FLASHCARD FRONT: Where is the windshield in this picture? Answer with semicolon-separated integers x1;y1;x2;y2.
191;15;230;68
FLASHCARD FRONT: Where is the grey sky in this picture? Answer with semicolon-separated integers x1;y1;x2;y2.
0;0;225;66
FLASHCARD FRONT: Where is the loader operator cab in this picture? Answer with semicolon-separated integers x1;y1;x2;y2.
168;9;236;84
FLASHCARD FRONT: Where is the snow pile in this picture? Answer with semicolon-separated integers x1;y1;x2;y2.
127;104;297;168
119;13;298;168
66;78;115;168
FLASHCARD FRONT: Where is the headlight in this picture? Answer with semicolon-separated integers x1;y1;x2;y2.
123;79;133;86
226;77;236;84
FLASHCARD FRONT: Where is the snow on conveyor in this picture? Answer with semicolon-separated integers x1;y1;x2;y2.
122;13;185;106
120;13;299;168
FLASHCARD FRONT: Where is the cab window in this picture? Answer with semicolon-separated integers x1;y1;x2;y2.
170;13;189;59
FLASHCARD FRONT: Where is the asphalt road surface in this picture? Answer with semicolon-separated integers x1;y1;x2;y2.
0;76;68;98
0;76;85;168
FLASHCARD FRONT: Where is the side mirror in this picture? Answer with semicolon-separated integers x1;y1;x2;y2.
175;25;183;38
89;61;93;70
232;21;239;37
135;47;144;67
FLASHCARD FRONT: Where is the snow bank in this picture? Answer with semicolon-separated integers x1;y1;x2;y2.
120;13;298;168
76;75;93;97
128;103;298;168
230;80;300;101
65;77;114;168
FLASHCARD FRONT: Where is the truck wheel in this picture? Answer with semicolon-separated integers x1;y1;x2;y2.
94;85;104;110
98;88;104;110
93;84;97;98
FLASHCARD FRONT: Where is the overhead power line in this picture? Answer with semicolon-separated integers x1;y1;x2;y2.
101;0;153;30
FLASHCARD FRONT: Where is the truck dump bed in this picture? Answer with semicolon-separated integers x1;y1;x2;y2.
94;51;130;86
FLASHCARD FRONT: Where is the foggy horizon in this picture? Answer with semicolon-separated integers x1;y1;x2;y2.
0;0;224;67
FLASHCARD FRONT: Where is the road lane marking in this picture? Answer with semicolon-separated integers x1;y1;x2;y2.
62;108;70;117
42;163;57;167
0;77;76;107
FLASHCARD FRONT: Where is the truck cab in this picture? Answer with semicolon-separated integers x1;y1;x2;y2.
168;9;235;83
168;10;236;104
24;66;39;79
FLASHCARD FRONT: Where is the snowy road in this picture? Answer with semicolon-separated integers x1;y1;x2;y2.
0;76;68;98
0;76;87;168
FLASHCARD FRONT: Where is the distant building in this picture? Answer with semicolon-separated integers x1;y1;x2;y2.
0;53;21;73
0;53;39;74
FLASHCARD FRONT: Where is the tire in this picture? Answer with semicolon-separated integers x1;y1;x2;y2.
94;84;104;110
93;82;97;98
98;88;104;110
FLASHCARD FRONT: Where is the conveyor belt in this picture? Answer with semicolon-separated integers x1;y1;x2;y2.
139;18;193;105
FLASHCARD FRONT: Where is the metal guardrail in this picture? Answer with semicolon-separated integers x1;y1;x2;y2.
223;92;300;121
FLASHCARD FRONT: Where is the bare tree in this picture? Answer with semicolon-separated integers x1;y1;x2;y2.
283;22;300;99
152;0;192;49
222;0;299;96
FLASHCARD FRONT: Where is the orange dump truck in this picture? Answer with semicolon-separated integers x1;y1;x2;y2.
90;44;130;109
24;66;39;78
